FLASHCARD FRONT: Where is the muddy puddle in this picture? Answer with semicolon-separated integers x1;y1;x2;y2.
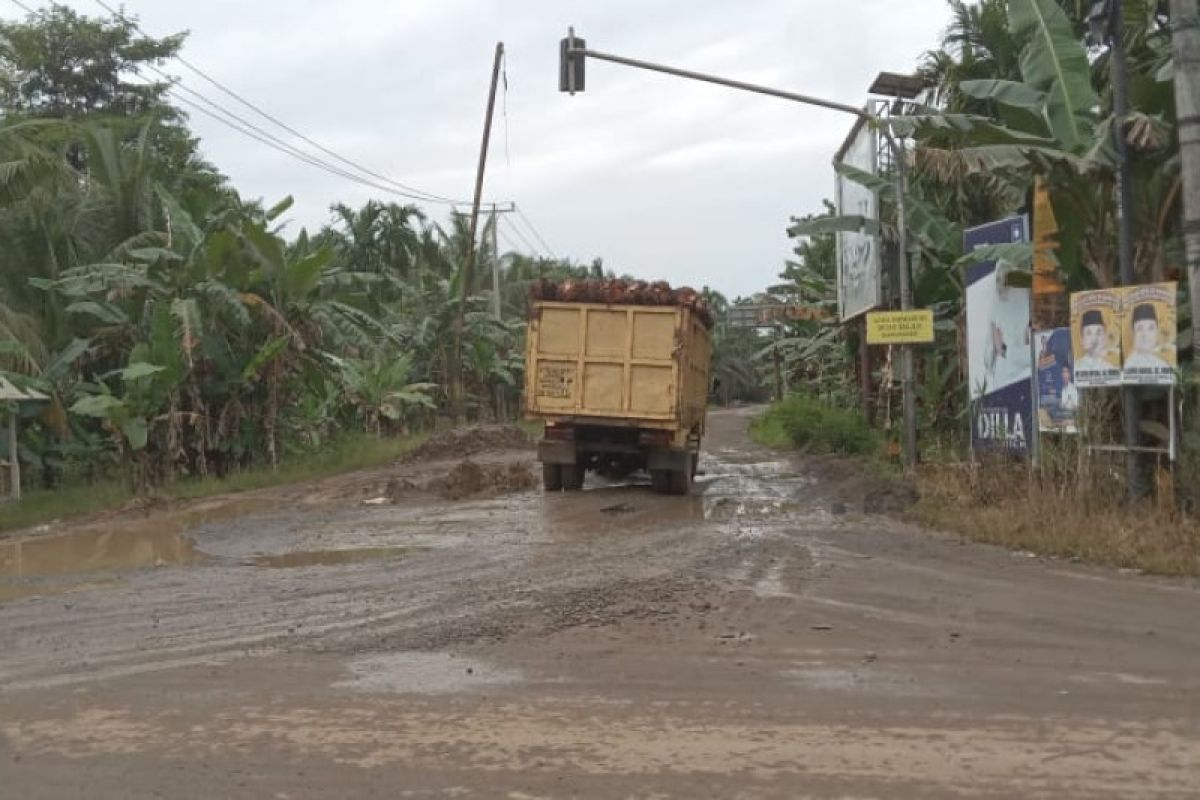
0;526;200;579
246;547;410;569
0;525;200;601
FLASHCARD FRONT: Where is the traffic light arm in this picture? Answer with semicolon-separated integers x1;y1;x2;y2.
560;28;916;468
564;40;869;121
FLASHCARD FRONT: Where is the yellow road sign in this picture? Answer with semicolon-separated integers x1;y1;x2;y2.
866;309;934;345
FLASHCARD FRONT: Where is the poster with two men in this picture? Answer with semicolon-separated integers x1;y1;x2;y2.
1070;283;1178;387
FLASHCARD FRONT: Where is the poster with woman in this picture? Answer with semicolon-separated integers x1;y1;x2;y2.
1034;328;1077;434
965;216;1032;455
1120;282;1177;385
1069;290;1121;387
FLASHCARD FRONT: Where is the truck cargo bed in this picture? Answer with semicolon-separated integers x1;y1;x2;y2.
524;301;710;441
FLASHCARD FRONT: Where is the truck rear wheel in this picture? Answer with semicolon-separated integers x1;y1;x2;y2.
670;455;694;496
650;469;672;494
561;463;585;491
542;463;563;492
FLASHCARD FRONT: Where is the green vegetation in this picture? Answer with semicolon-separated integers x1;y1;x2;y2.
779;0;1190;444
0;431;423;532
751;394;880;456
766;1;1196;569
0;4;603;506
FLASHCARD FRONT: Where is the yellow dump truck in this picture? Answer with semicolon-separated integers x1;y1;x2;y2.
524;300;712;494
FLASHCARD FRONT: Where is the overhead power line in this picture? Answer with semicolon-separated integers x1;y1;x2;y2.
496;226;521;255
502;215;541;256
91;0;485;207
6;0;552;248
513;204;558;259
130;61;457;204
159;85;448;201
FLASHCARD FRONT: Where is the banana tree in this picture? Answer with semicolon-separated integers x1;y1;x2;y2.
899;0;1180;292
335;352;436;436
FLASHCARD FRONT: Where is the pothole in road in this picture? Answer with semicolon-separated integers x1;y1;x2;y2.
244;546;411;568
1;525;202;600
335;652;523;694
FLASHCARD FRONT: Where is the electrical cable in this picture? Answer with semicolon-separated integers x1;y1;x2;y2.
502;214;540;256
160;86;439;200
513;204;558;259
92;0;486;206
6;0;436;202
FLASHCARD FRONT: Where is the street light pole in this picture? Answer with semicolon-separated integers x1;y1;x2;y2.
561;31;919;467
881;132;918;468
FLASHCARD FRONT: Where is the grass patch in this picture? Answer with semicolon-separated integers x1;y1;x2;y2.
750;394;881;457
913;458;1200;577
517;419;543;439
0;432;424;534
0;482;133;533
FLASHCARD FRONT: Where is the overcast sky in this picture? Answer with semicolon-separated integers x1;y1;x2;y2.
24;0;952;298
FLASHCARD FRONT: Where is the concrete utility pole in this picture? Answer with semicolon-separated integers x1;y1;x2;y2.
453;201;517;320
1171;0;1200;378
452;42;505;423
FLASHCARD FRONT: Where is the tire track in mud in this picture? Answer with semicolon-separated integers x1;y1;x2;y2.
0;408;938;694
1;444;801;691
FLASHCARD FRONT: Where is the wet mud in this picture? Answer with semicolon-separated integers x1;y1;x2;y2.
0;407;1198;799
399;424;532;463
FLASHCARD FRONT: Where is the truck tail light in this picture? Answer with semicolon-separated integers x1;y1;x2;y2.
545;423;575;441
638;429;672;448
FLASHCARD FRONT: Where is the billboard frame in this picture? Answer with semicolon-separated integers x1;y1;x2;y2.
834;114;881;322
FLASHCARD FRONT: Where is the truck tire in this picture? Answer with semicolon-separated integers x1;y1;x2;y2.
670;460;694;496
542;463;563;492
562;463;585;491
650;469;672;494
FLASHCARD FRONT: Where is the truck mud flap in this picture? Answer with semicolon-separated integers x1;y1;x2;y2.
538;440;577;465
646;449;691;472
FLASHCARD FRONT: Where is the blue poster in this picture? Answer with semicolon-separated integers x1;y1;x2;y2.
965;216;1032;456
1034;328;1078;434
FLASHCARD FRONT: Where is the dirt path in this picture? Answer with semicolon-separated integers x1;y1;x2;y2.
1;407;1198;799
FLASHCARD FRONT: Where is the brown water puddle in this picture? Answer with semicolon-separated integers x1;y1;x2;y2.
0;525;197;602
246;547;410;569
0;499;277;601
0;526;199;579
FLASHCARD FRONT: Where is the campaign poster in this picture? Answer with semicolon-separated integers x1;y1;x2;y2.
1070;289;1122;387
834;116;881;321
1121;282;1177;385
1034;328;1078;434
965;216;1032;455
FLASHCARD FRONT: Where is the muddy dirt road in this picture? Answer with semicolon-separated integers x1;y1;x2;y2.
2;407;1198;799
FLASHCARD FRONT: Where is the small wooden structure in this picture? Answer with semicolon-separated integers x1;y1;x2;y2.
0;377;48;502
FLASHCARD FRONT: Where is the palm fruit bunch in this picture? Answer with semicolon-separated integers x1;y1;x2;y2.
528;278;713;328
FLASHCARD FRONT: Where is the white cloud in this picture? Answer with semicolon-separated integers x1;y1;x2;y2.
33;0;952;297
